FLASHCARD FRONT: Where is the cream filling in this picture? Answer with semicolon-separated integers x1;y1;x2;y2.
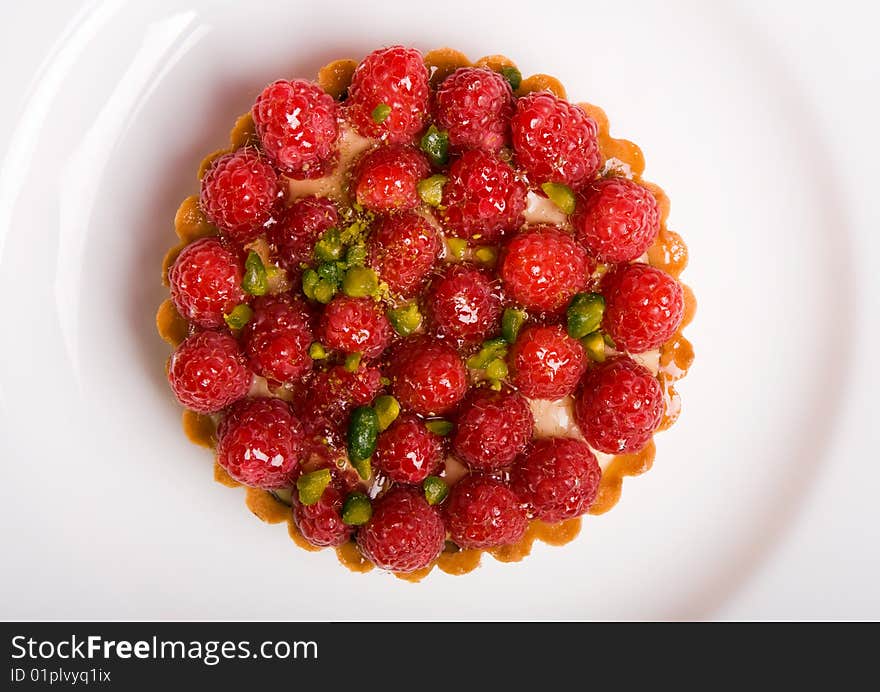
286;124;375;202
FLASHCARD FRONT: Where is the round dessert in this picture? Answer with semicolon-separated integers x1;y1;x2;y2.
156;45;695;580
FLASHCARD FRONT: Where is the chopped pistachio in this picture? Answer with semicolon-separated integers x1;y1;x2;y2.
371;103;391;124
566;292;605;339
348;406;379;463
223;304;253;330
314;228;344;262
420;125;449;166
423;476;449;505
316;260;342;285
424;419;453;436
242;251;268;296
417;174;447;207
445;237;468;261
501;307;527;344
342;266;379;298
386;303;423;337
581;331;606;362
342;493;372;525
313;279;336;304
485;358;508;381
373;395;400;432
474;246;498;266
345;244;367;267
489;379;503;391
296;468;332;506
301;268;319;300
351;457;372;480
541;181;576;215
501;65;522;91
308;342;327;360
467;337;509;370
603;333;616;349
344;352;363;372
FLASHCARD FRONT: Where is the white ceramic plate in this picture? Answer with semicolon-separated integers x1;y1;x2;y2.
0;0;875;620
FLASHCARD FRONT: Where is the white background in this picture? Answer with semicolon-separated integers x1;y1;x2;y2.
0;0;877;620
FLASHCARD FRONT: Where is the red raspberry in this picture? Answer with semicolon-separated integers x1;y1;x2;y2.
199;149;280;243
168;237;246;329
426;264;502;344
511;92;601;186
388;337;468;416
216;397;304;489
601;263;684;353
508;325;586;400
510;437;601;522
452;389;534;470
167;331;251;413
367;212;441;298
351;145;429;212
240;295;313;383
252;79;339;178
267;197;338;269
434;67;514;153
500;226;593;313
356;486;445;572
292;485;355;547
346;46;430;142
441;149;527;244
374;414;444;484
445;475;528;549
318;295;391;359
301;363;384;437
574;356;663;454
572;178;661;262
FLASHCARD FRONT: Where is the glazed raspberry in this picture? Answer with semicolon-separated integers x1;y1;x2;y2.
167;330;251;413
216;397;304;489
292;485;354;547
301;363;384;435
388;337;468;416
508;325;586;400
434;67;514;152
356;485;445;572
200;149;280;243
267;197;338;269
601;263;684;353
452;389;534;470
240;295;313;383
426;264;502;344
445;475;528;549
574;356;663;454
500;226;592;313
511;92;601;187
572;178;661;262
367;212;441;298
441;149;527;243
510;437;601;522
374;414;444;484
168;237;246;329
346;46;430;142
318;295;391;358
252;79;339;178
351;145;430;212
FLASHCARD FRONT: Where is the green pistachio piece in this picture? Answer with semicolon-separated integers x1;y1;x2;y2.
342;266;379;298
371;103;391;124
417;174;448;207
467;337;509;370
420;125;449;166
308;342;327;360
386;303;423;337
566;292;605;339
474;246;498;266
344;352;363;373
373;395;400;432
424;420;453;436
445;237;468;261
485;358;508;381
581;331;607;362
223;304;253;330
541;182;576;215
242;251;268;296
501;66;522;91
314;228;344;262
501;308;527;344
423;476;449;505
296;469;332;506
347;406;379;464
342;493;372;525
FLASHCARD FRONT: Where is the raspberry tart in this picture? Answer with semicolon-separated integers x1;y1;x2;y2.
157;46;695;580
